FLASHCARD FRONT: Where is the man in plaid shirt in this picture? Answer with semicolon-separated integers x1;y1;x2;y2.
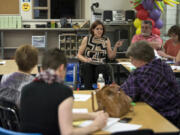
121;41;180;128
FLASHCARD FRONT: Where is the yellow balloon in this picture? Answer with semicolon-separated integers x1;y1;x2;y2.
133;18;142;28
136;27;141;35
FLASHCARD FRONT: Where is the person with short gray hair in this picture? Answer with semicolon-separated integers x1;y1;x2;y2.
131;20;163;50
121;41;180;128
126;40;155;63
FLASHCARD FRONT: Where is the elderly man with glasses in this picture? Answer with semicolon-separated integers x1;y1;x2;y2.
131;20;163;50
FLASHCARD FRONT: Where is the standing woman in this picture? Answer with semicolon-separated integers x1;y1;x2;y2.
77;20;123;89
158;25;180;60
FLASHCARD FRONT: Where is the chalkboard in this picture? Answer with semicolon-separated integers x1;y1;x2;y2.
0;0;19;14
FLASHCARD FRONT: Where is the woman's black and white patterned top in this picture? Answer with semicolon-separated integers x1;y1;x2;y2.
84;35;108;62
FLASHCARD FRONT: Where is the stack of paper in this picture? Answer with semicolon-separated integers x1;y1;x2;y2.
0;15;22;29
171;65;180;70
72;108;88;113
74;94;91;101
0;60;6;65
118;62;136;71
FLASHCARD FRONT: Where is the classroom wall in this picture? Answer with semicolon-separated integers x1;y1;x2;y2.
166;5;177;32
18;0;132;20
83;0;132;20
0;0;19;14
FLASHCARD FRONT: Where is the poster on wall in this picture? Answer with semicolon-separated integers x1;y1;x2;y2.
22;2;31;12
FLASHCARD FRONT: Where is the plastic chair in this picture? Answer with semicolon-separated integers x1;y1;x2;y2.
0;127;42;135
0;99;20;131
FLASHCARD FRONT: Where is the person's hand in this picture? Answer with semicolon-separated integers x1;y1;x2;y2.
150;40;162;50
115;40;124;48
157;50;166;57
86;58;92;63
89;110;105;120
92;111;109;130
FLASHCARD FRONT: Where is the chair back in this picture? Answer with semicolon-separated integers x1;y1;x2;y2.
0;127;42;135
0;99;20;131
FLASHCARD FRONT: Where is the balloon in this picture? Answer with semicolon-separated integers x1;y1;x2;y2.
152;27;161;36
142;0;154;11
146;18;155;27
137;9;149;20
133;18;142;28
149;9;161;21
155;19;163;29
136;27;141;35
135;4;144;11
142;0;148;10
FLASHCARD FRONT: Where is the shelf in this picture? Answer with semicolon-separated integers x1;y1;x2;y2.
59;32;88;58
3;47;17;49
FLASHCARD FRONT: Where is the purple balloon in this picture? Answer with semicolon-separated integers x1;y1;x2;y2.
146;0;154;11
155;19;163;29
149;9;161;21
142;0;154;11
142;0;148;10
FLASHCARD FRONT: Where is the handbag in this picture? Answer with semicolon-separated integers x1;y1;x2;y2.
92;85;132;117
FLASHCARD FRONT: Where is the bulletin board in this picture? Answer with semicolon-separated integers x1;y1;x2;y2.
0;0;19;14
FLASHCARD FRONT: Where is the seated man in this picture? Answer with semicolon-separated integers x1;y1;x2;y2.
121;41;180;128
131;20;163;58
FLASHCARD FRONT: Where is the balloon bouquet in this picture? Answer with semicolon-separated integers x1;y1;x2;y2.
131;0;179;36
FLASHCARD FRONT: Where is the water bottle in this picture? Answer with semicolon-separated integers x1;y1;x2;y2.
97;73;105;89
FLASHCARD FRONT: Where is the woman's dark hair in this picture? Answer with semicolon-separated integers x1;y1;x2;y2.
89;20;105;36
168;25;180;41
126;41;155;62
42;48;67;70
15;45;38;72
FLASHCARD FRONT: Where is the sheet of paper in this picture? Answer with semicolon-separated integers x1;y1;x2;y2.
0;61;6;65
74;94;91;101
72;108;88;113
171;65;180;70
118;62;136;70
78;118;120;130
103;122;142;133
77;117;141;133
118;62;132;65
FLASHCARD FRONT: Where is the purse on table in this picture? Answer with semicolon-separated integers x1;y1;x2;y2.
92;85;132;117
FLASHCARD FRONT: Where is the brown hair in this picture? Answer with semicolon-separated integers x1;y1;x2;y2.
168;25;180;41
89;20;105;36
15;45;38;72
42;48;67;70
126;41;155;62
